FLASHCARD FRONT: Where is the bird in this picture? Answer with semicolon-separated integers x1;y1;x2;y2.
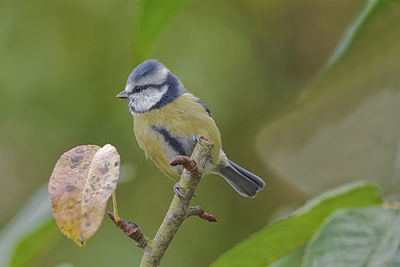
116;59;265;197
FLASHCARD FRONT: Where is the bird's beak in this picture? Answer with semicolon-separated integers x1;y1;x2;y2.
116;90;128;99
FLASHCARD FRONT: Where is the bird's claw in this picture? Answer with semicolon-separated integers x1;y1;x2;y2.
193;135;206;148
193;135;203;143
173;183;187;199
193;135;213;160
173;182;196;199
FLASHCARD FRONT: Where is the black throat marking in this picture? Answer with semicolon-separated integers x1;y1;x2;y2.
151;125;188;157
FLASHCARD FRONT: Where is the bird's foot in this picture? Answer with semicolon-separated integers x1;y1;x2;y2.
173;182;196;199
173;183;187;199
192;135;213;160
193;135;204;144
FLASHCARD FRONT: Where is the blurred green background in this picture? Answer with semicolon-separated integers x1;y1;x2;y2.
1;0;399;266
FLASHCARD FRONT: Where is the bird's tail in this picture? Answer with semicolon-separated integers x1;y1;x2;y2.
218;159;265;198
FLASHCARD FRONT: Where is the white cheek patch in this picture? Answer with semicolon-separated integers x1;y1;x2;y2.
136;66;168;86
130;85;168;113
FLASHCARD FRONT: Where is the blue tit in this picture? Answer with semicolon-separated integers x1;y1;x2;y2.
116;59;265;197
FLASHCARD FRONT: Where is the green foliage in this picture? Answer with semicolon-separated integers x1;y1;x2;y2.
257;0;400;195
211;182;382;267
132;0;192;61
1;171;136;267
390;251;400;267
268;245;305;267
0;186;54;267
10;220;59;267
1;0;399;266
303;207;400;267
324;0;381;69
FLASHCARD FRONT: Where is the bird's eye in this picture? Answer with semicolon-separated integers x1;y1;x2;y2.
133;86;143;93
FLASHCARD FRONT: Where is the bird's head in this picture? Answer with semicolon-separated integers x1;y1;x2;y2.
117;59;186;114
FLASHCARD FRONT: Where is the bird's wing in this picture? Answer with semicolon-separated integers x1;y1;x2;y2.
195;99;212;117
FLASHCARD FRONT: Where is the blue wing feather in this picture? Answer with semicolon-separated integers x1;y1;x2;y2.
196;99;212;117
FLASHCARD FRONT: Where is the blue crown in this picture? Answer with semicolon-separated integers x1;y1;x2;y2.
129;59;163;82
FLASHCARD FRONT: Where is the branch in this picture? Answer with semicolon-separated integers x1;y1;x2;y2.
107;138;215;266
187;205;218;222
107;211;149;249
139;138;215;267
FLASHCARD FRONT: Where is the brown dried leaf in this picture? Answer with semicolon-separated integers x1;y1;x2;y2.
48;144;120;247
80;144;120;241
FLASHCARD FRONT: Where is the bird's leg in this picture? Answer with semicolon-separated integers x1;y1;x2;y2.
193;135;213;160
193;135;207;149
170;156;199;199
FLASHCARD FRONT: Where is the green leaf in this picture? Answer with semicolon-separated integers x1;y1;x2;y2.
389;247;400;267
132;0;192;61
211;182;381;267
0;185;54;267
268;244;305;267
10;219;60;267
323;0;380;70
257;0;400;195
303;207;400;267
55;264;75;267
0;150;131;266
325;0;400;70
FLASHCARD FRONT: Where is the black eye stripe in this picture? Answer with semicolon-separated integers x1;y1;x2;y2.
133;86;143;93
133;83;166;93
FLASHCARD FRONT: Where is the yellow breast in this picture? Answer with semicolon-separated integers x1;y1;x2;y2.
132;93;222;180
